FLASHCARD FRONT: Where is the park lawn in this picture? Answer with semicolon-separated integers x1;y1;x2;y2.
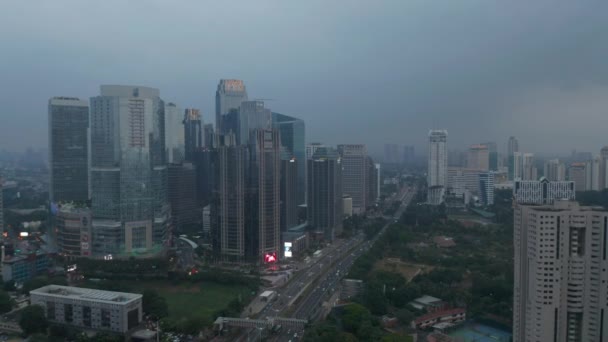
85;279;250;322
156;281;250;320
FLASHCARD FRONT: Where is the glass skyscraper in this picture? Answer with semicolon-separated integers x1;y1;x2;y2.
89;85;169;257
215;79;247;134
48;97;90;203
272;112;305;205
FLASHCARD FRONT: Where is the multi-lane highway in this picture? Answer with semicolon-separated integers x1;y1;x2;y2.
234;186;416;342
273;187;416;341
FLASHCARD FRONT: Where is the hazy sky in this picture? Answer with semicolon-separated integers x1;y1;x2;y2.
1;0;608;156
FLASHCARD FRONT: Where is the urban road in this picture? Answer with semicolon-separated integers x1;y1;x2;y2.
236;186;416;342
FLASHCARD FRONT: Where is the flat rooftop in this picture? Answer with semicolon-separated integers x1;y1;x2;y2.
30;285;141;304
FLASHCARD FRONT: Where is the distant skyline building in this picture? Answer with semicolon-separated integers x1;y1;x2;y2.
238;101;271;144
215;79;247;134
272;112;306;205
600;146;608;190
428;130;448;205
513;152;537;180
89;85;169;256
203;123;214;148
481;141;498;171
384;144;400;164
585;157;602;191
338;144;368;213
467;144;489;171
48;97;90;203
307;147;343;241
543;159;566;181
569;162;587;192
508;136;519;180
403;145;415;165
478;172;494;206
306;143;325;159
193;148;217;208
0;178;3;240
164;102;185;164
183;108;202;162
513;201;608;342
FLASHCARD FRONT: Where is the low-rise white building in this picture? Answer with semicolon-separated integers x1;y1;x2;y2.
30;285;142;333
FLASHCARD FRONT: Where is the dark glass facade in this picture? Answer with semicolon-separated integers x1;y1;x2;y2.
272;112;306;205
48;97;89;203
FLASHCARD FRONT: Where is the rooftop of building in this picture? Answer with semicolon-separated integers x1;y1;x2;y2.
434;236;456;248
31;285;142;304
412;295;442;305
413;308;466;325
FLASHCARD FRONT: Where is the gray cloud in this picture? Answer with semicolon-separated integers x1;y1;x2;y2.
1;0;607;156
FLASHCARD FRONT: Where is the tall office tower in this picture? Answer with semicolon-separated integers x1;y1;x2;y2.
569;163;587;192
183;108;203;162
246;129;281;262
168;163;198;232
237;101;271;144
403;145;415;165
272;112;306;205
384;144;400;164
544;159;566;181
467;144;490;171
337;144;368;213
513;178;575;205
280;156;298;231
164;102;185;164
89;85;169;256
508;136;519;155
480;142;498;171
508;136;519;180
307;147;343;241
193;148;217;207
375;163;381;201
217;134;247;260
513;200;608;342
215;79;247;134
306;143;325;159
585;157;602;191
366;157;379;205
600;146;608;189
203;124;214;148
48;97;90;203
478;172;494;206
428;130;448;204
0;178;3;240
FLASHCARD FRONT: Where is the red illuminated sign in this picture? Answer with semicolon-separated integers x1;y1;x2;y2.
264;252;277;263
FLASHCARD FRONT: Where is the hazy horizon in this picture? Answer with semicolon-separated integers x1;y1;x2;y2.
2;1;608;156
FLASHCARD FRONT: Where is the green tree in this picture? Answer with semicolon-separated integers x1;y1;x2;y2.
142;289;168;319
19;305;49;335
342;303;372;334
0;289;12;313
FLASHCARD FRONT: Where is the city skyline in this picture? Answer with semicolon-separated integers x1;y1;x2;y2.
3;2;608;154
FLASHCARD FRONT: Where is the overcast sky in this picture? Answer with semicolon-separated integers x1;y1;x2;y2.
1;0;608;156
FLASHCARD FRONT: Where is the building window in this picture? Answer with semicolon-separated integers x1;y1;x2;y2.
101;309;111;328
64;304;73;323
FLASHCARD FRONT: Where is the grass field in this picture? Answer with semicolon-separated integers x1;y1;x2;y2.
84;279;250;322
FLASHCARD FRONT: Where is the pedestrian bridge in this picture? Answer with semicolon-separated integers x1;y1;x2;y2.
213;316;307;331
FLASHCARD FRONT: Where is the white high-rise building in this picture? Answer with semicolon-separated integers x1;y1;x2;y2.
164;102;185;164
513;200;608;342
467;144;489;171
89;85;170;257
513;152;537;181
428;130;448;187
428;130;447;205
